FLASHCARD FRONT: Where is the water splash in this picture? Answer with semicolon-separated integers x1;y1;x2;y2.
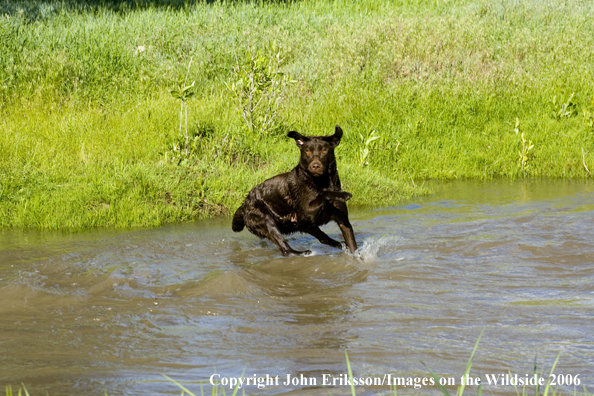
352;236;403;263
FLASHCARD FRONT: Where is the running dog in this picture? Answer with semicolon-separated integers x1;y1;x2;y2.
232;125;357;256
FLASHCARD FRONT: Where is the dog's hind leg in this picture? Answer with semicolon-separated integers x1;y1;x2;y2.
267;225;312;257
246;201;311;256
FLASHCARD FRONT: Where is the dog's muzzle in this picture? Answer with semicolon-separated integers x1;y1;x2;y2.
308;161;324;176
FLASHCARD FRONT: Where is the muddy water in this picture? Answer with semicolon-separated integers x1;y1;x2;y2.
1;179;593;395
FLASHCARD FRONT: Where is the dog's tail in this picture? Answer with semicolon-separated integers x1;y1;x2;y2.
232;204;245;232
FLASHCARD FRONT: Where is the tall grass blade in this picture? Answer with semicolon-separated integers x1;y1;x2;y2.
345;350;357;396
421;362;451;396
230;369;245;396
458;330;484;396
542;354;561;396
534;355;540;396
508;369;521;396
162;374;197;396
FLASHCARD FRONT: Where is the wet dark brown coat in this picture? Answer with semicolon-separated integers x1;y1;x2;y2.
232;126;357;256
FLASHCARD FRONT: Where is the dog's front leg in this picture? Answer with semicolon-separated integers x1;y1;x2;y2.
338;223;357;254
331;203;358;253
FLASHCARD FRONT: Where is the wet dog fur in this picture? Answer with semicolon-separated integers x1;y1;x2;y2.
232;125;357;256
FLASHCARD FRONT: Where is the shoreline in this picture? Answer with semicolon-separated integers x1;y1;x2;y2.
2;0;593;229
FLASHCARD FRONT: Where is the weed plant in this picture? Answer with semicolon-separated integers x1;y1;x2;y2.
4;343;593;396
160;335;591;396
1;0;594;228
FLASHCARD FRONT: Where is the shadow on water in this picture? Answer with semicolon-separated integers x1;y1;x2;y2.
1;179;594;395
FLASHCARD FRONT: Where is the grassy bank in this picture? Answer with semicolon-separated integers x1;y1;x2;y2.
1;0;594;229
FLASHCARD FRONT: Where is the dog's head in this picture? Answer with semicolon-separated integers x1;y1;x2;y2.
287;125;343;177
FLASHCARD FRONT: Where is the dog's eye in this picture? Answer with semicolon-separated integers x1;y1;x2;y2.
306;151;312;156
322;150;327;155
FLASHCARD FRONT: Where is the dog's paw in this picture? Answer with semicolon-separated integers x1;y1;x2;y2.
334;191;353;202
324;191;352;202
287;249;312;256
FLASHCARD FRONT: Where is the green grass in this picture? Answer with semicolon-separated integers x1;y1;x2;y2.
1;0;594;229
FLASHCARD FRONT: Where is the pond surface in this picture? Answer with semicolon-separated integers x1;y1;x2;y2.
1;179;593;396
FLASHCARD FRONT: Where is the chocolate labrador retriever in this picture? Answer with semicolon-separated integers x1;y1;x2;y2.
232;125;357;256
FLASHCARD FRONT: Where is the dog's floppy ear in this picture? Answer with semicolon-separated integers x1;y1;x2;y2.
324;125;343;148
288;131;309;148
